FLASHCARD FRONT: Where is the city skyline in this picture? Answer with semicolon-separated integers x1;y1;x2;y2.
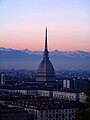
0;0;90;51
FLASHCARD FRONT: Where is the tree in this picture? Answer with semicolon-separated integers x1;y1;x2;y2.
75;83;90;120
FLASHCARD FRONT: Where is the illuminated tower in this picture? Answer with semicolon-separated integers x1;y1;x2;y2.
37;28;55;81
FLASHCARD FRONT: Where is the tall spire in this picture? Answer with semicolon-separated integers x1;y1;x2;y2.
43;27;49;59
45;27;48;51
37;28;55;81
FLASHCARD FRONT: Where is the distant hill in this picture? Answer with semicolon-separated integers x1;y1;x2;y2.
0;47;90;70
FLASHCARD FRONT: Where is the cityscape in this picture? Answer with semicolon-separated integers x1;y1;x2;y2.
0;0;90;120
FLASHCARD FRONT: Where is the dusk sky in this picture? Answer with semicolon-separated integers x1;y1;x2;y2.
0;0;90;51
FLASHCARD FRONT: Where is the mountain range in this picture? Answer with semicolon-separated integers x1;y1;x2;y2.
0;47;90;70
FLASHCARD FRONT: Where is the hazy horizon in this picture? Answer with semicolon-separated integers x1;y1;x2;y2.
0;47;90;52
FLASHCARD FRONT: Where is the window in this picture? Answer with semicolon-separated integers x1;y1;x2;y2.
41;111;43;114
56;114;58;118
46;110;48;113
46;114;48;117
49;114;52;118
41;114;43;117
41;111;43;117
56;110;58;112
59;114;61;116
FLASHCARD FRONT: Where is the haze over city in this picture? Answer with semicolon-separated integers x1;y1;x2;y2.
0;0;90;51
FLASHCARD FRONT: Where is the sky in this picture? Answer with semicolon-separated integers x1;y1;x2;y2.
0;0;90;51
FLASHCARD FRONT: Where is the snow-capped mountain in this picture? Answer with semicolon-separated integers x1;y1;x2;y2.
0;47;90;57
0;47;90;70
0;47;14;51
50;50;90;57
22;49;31;54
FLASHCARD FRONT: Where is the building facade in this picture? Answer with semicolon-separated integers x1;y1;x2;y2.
26;107;77;120
0;88;86;103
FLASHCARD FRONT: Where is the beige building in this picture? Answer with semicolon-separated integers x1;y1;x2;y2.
78;92;86;103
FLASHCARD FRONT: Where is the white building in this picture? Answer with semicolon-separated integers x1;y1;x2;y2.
1;73;5;85
53;91;77;101
63;80;70;89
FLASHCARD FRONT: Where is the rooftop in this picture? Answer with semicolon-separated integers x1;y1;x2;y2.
4;96;84;110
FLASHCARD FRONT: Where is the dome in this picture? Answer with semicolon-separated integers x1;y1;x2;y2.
37;58;55;81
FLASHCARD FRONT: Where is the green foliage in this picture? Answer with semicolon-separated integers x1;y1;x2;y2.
75;108;90;120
